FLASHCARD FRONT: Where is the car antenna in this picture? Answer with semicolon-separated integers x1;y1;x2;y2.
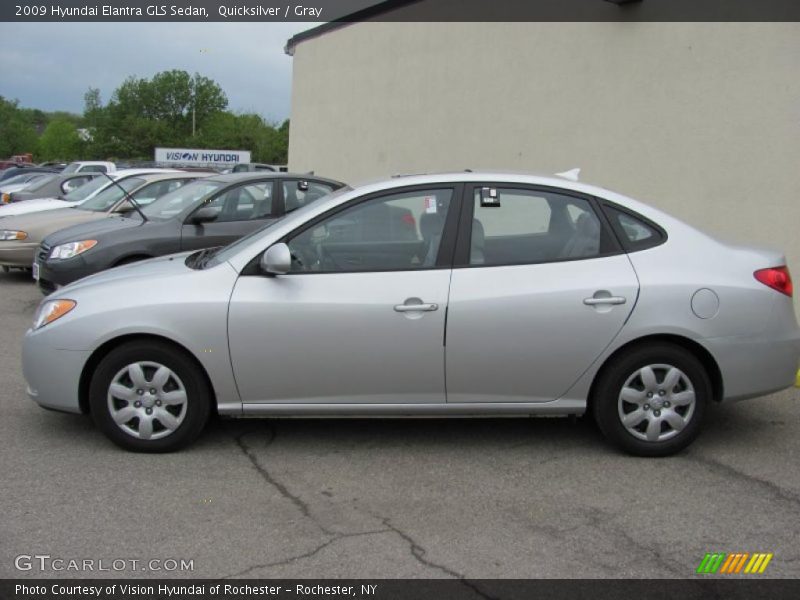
99;172;148;222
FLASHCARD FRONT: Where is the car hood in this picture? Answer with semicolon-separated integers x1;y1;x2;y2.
44;214;144;246
0;198;73;217
0;207;102;233
59;250;198;295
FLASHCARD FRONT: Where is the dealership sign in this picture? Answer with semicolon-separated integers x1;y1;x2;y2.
154;147;251;166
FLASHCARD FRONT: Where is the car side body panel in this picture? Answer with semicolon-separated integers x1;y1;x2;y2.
22;255;242;414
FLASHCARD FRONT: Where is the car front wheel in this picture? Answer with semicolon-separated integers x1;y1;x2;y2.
593;343;710;457
89;340;211;452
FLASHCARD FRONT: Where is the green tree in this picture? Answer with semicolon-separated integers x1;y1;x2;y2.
88;70;229;158
0;96;39;157
37;118;83;161
196;113;289;164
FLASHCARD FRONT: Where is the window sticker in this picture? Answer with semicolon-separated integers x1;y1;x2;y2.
480;187;500;207
424;196;437;214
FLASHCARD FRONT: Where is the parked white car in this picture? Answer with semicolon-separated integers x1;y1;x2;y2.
0;169;176;218
62;161;116;174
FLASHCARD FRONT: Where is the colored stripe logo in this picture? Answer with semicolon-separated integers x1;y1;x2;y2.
696;553;773;574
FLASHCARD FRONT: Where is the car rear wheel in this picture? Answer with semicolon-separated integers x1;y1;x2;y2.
89;340;211;452
593;343;710;457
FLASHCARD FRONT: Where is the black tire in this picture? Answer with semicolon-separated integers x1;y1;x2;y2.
89;340;211;452
593;343;710;457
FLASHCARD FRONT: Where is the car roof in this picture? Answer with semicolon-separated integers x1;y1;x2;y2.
205;171;344;186
345;170;684;231
133;171;206;182
110;168;179;178
349;170;625;200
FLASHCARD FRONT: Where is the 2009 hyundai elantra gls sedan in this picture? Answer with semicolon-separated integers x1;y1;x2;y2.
22;172;800;455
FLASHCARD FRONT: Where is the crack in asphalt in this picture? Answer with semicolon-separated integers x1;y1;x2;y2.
377;517;498;600
688;453;800;509
233;425;327;532
230;425;488;585
223;528;392;579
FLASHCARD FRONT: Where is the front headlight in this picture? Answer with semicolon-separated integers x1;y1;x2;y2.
49;240;97;260
0;230;27;241
2;193;11;204
32;299;77;330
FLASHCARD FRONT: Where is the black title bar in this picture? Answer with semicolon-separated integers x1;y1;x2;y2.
3;0;800;23
3;579;800;600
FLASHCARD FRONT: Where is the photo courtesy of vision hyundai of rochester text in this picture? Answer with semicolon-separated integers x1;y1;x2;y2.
19;171;800;456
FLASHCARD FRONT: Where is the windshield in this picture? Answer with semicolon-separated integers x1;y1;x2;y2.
21;174;58;192
62;163;80;173
141;180;225;220
63;176;109;202
204;185;353;268
77;177;145;212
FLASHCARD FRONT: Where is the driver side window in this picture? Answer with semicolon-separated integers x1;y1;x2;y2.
287;188;453;273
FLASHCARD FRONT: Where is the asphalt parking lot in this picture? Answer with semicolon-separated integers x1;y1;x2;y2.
1;268;799;580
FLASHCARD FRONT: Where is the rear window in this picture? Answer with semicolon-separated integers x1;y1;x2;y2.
604;205;666;251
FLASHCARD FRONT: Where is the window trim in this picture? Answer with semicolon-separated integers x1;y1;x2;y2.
452;183;623;269
599;200;668;253
242;183;465;276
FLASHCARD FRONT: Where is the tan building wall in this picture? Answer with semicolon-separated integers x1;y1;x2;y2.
288;22;800;279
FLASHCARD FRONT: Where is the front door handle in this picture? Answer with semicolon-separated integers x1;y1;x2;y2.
583;296;627;306
394;302;439;313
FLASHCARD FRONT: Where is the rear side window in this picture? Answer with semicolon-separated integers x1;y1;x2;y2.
603;205;666;252
469;188;614;266
283;180;337;212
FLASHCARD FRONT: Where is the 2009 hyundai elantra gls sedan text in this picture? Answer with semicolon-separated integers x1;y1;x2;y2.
22;172;800;455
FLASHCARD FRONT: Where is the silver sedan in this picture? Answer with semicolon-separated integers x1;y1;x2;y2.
22;172;800;455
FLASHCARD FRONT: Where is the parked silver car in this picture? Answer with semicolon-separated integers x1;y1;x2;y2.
22;172;800;455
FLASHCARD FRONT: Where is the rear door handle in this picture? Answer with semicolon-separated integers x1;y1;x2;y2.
394;302;439;313
583;296;627;306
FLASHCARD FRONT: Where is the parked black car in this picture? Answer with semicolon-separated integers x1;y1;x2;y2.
7;172;101;203
37;172;344;293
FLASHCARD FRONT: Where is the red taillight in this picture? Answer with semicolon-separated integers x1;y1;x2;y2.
754;266;793;297
401;213;416;228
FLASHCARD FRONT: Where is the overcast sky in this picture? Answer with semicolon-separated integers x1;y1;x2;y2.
0;22;317;123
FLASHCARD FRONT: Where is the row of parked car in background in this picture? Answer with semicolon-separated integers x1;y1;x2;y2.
0;160;339;293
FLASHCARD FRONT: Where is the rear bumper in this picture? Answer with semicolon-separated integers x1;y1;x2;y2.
0;242;38;267
705;329;800;402
22;330;88;414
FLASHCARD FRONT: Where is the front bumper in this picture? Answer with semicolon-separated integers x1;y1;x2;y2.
22;330;89;414
705;328;800;402
0;242;38;267
37;255;92;294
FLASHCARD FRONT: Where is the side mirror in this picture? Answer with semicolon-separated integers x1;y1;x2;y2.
260;243;291;275
191;206;219;224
